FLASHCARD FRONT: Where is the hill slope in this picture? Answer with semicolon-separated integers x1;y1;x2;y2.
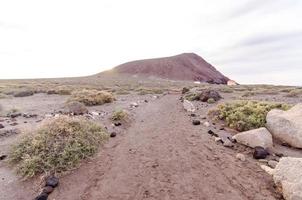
107;53;229;84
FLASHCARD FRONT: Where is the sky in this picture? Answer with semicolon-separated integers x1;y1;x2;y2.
0;0;301;85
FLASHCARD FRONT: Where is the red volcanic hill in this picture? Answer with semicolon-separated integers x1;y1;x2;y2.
106;53;230;84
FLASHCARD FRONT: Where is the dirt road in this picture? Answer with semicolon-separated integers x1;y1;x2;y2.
49;94;279;200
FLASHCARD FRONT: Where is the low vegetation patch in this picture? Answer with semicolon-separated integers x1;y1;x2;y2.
284;89;302;98
13;90;34;97
136;87;164;95
209;101;291;132
63;101;88;115
111;109;128;121
69;89;115;106
10;116;108;178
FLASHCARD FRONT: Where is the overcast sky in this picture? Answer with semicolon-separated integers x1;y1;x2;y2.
0;0;301;85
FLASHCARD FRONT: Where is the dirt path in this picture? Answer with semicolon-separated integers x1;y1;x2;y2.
50;94;279;200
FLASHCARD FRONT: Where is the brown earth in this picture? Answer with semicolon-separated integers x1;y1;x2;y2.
102;53;230;84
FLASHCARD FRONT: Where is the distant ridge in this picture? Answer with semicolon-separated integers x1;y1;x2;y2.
104;53;230;84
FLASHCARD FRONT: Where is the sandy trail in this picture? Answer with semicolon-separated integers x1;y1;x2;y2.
50;94;278;200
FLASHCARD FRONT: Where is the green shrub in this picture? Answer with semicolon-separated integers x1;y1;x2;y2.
111;109;128;121
207;98;216;104
69;89;115;106
209;101;291;132
285;89;302;98
10;116;108;178
219;87;233;93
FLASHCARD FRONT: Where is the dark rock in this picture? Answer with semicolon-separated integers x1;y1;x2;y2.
34;193;48;200
192;120;201;125
23;113;38;118
10;122;18;126
0;124;4;129
7;112;22;118
0;155;7;160
42;186;54;194
110;132;117;138
144;100;148;103
114;122;122;126
190;113;196;117
13;90;34;97
45;175;59;188
182;87;190;94
253;146;269;159
207;130;218;137
199;90;222;102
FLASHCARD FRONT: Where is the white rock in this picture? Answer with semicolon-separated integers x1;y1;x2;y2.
266;104;302;148
214;137;222;143
130;102;139;108
203;122;210;127
273;157;302;200
91;111;99;116
268;160;278;169
232;127;273;149
236;153;246;161
183;100;195;112
260;165;274;176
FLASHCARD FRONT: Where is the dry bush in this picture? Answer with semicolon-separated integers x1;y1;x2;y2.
285;89;302;98
13;90;34;97
111;109;128;121
10;116;108;178
209;101;291;132
63;101;88;115
69;89;115;106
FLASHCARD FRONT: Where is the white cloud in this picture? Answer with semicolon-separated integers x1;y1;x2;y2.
0;0;301;85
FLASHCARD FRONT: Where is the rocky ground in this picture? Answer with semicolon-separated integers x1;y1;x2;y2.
0;80;302;200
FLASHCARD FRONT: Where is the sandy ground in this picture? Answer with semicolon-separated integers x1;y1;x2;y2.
1;91;301;200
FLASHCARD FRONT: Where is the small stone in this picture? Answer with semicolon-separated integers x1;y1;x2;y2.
207;130;218;137
0;124;4;129
144;100;148;103
91;111;99;116
10;122;18;126
236;153;246;162
203;122;210;127
192;120;200;125
253;146;269;159
8;112;22;118
223;139;234;147
268;160;278;169
260;165;274;176
190;113;196;117
114;122;122;127
0;155;7;160
35;193;48;200
214;137;223;143
110;132;117;138
45;175;59;188
130;102;139;107
42;186;54;194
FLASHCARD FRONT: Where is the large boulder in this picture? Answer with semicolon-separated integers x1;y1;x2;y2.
199;89;222;102
266;104;302;148
273;157;302;200
232;127;273;149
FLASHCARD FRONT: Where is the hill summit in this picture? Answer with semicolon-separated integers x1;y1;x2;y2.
109;53;230;84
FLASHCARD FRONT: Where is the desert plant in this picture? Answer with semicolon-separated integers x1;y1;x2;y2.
111;109;128;121
209;101;291;132
63;101;88;115
207;98;216;104
10;116;108;178
69;89;115;106
13;90;34;97
219;87;233;93
285;89;302;98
